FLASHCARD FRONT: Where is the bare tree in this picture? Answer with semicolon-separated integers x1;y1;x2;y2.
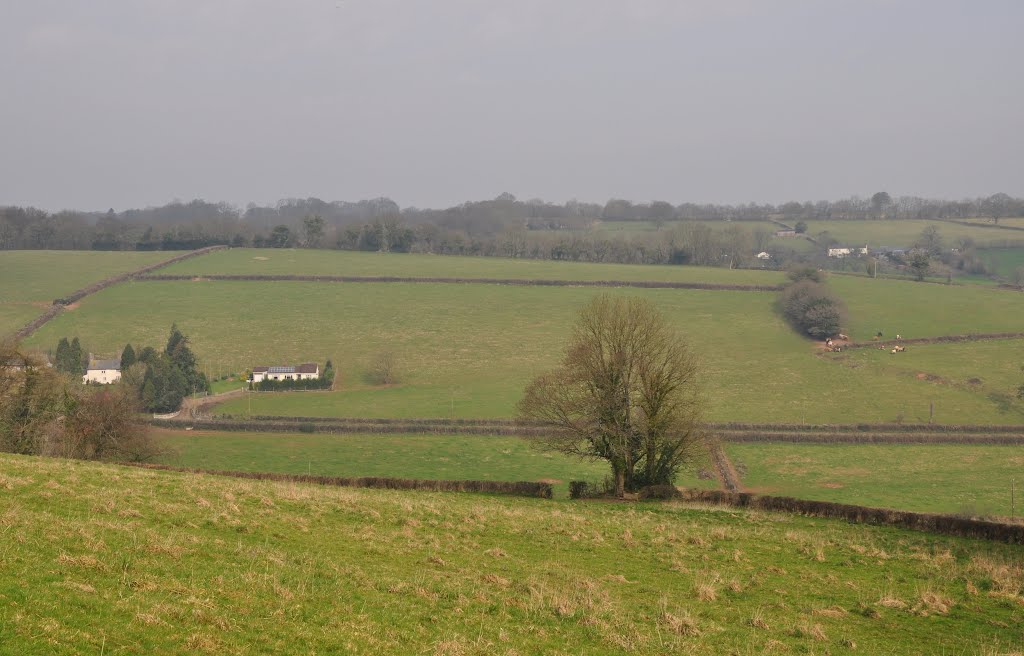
518;295;705;497
367;351;399;385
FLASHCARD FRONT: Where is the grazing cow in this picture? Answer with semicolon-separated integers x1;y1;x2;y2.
891;345;906;353
896;334;902;340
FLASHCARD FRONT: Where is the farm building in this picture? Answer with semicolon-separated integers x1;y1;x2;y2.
83;357;121;384
250;363;320;383
774;229;796;237
756;251;771;260
827;245;869;258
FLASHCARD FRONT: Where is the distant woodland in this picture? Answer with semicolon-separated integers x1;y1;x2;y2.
2;192;1022;268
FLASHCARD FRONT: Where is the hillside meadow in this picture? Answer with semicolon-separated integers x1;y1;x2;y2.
24;273;1024;423
157;247;787;285
727;442;1024;517
800;219;1022;248
152;428;719;498
0;250;184;337
2;454;1023;654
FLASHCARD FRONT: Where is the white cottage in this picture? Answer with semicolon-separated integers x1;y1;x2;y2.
250;363;320;383
83;357;121;384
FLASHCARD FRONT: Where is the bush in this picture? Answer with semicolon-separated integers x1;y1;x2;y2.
297;422;315;434
786;266;823;284
638;485;682;500
569;480;601;499
779;280;847;338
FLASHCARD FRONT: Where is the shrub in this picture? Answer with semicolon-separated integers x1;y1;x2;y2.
638;485;682;500
779;280;847;338
786;266;823;284
569;480;602;499
297;422;315;434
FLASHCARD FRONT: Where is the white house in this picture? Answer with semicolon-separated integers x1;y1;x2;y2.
250;363;320;383
827;245;869;258
756;251;771;260
83;357;121;384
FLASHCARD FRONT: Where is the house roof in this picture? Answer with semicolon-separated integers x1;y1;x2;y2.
253;363;319;374
88;359;121;371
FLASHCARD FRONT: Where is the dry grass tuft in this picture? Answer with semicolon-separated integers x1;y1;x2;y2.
485;548;508;558
56;553;108;572
747;608;770;630
876;594;906;609
812;605;848;618
791;622;827;641
660;610;702;637
481;573;510;587
913;589;954;616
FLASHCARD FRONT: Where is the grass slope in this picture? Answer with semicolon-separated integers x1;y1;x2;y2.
0;250;185;337
2;454;1023;654
801;220;1019;248
157;248;786;285
24;276;1024;423
728;442;1024;516
152;428;720;498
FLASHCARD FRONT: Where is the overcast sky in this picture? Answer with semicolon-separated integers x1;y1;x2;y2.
1;0;1021;212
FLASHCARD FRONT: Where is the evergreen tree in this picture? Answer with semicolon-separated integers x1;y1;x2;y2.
69;338;84;376
55;338;71;373
121;344;136;370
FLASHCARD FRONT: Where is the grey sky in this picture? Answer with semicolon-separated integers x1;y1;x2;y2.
1;0;1021;211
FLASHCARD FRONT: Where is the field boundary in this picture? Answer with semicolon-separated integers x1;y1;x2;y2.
13;245;228;339
135;273;783;292
678;489;1024;544
122;462;553;498
153;416;1024;444
841;332;1024;350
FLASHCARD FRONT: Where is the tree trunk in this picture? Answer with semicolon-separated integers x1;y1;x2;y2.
615;467;626;498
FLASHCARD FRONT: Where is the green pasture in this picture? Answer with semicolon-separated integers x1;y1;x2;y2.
831;275;1024;340
2;454;1022;654
23;276;1024;424
0;250;183;337
153;429;719;498
728;442;1024;517
158;247;786;285
980;248;1024;279
801;219;1018;248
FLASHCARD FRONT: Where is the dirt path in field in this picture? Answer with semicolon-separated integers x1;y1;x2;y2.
708;440;743;492
12;245;228;339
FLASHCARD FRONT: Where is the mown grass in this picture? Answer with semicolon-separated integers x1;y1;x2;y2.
152;428;720;498
0;250;184;337
24;277;1024;424
728;442;1024;517
2;453;1023;654
157;247;787;285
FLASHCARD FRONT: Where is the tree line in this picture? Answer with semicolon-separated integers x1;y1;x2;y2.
3;191;1021;258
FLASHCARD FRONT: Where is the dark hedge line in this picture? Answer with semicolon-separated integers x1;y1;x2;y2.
235;415;549;427
713;421;1024;433
14;246;228;339
842;332;1024;350
708;441;742;492
149;418;554;436
137;273;782;292
678;489;1024;544
251;378;333;392
123;462;553;498
719;431;1024;444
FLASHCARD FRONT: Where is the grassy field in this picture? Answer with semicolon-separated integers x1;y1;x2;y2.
157;247;787;285
980;248;1024;279
2;453;1023;654
800;219;1020;248
152;428;720;498
831;275;1024;340
0;250;184;337
727;442;1024;517
23;272;1024;423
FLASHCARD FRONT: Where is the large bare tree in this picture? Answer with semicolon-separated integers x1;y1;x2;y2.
518;295;705;497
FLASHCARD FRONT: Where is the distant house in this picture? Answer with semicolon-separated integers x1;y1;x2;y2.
775;229;796;237
827;245;869;258
83;356;121;384
756;251;771;260
250;363;320;383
